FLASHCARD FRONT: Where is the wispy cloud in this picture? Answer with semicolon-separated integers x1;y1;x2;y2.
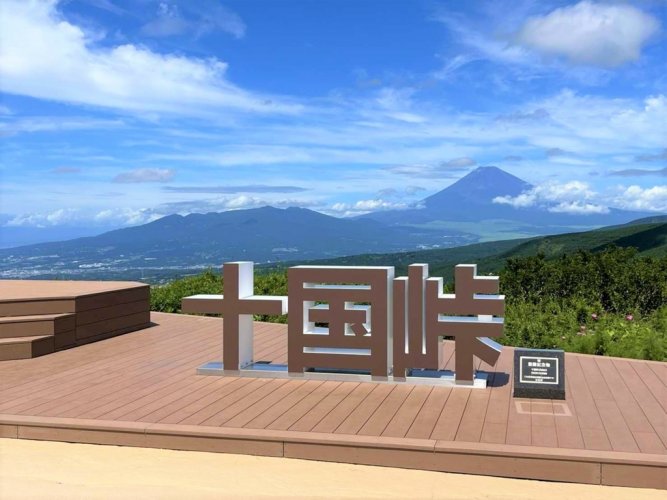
384;158;475;178
51;166;81;174
157;195;318;215
162;185;308;194
0;116;124;136
545;147;568;157
141;1;246;40
634;148;667;162
442;157;476;168
609;167;667;178
113;168;175;183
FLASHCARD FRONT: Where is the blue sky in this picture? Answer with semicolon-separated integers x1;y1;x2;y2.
1;0;666;233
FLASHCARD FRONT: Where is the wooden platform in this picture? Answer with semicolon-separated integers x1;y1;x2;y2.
1;312;664;489
0;280;151;360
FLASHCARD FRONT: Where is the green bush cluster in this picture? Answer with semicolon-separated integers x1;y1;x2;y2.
150;269;289;323
499;247;666;360
150;246;666;361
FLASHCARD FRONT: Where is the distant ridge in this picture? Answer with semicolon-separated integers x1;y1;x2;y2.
0;166;661;281
0;206;469;280
359;166;653;227
300;221;667;280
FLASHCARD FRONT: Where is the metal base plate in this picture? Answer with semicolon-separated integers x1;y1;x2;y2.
196;362;489;388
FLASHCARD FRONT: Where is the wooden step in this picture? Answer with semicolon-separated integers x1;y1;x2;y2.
0;335;54;361
0;313;75;339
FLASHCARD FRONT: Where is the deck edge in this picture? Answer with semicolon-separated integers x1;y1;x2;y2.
1;413;664;489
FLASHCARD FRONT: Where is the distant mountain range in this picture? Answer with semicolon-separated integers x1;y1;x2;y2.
0;206;467;280
358;166;653;232
1;166;662;281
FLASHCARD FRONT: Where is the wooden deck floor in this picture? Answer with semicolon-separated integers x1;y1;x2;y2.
1;312;665;489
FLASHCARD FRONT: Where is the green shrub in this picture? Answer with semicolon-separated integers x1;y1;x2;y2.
150;246;667;361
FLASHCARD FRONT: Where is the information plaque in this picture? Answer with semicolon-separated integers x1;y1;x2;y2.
513;348;565;399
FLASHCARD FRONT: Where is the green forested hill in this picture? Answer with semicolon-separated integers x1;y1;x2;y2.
290;222;667;280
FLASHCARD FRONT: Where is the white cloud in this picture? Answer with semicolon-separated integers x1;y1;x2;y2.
112;168;175;183
157;195;319;215
329;198;409;217
548;201;609;215
384;160;474;179
6;208;80;227
92;208;164;226
613;185;667;212
493;180;609;213
0;0;298;117
141;3;189;37
0;116;123;136
443;157;476;168
493;191;536;208
493;179;667;214
515;1;660;68
371;88;427;124
141;2;246;40
5;207;163;227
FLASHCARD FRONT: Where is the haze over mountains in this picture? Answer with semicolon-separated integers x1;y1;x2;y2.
1;166;659;281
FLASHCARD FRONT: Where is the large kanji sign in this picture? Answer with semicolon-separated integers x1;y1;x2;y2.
182;261;504;385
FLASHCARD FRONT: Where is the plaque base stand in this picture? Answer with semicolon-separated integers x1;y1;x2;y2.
513;387;565;399
196;362;489;388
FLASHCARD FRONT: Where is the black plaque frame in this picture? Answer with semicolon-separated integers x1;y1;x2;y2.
513;348;565;399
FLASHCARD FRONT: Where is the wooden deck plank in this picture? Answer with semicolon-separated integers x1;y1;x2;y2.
358;384;413;437
1;311;665;491
405;387;450;440
382;385;431;438
178;378;272;426
0;328;215;414
530;400;558;448
594;399;640;453
647;362;666;387
134;376;222;423
455;389;491;443
221;379;307;428
334;384;395;435
430;388;471;441
243;380;324;430
156;377;248;424
288;382;359;432
39;341;219;419
566;356;612;451
593;357;662;454
578;354;614;401
266;381;341;431
311;383;375;434
612;358;667;448
631;362;667;414
553;378;585;449
505;398;532;446
0;313;213;392
200;379;291;427
480;347;512;444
